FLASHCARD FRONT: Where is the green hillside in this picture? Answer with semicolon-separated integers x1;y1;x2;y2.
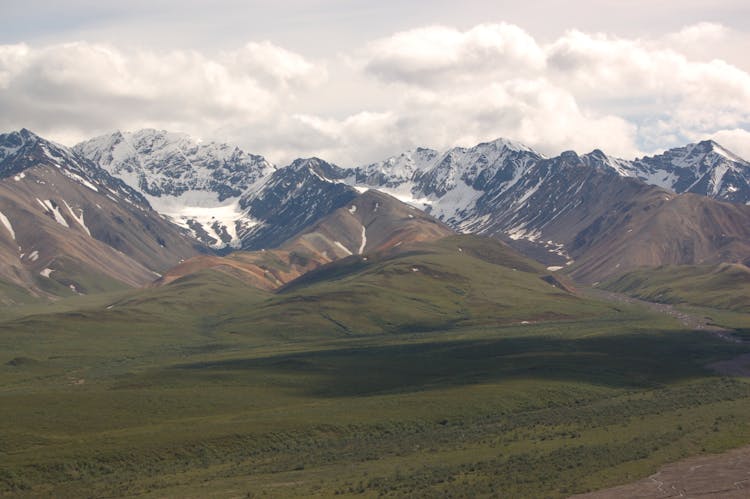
219;235;606;339
603;263;750;312
1;236;749;498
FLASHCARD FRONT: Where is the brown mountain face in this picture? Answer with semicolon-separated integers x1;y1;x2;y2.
154;189;454;290
0;130;204;301
288;189;453;257
565;191;750;283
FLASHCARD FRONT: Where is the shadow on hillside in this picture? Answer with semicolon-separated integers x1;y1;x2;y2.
175;330;748;398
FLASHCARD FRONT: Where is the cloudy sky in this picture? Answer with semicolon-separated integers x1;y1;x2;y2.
2;0;750;165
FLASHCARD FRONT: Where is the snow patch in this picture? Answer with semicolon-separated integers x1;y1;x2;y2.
40;268;54;278
358;225;367;254
60;169;99;192
0;211;15;240
36;198;69;227
147;192;250;249
333;241;352;255
13;172;25;181
62;200;91;236
546;266;564;271
28;250;39;261
348;205;357;214
507;225;542;242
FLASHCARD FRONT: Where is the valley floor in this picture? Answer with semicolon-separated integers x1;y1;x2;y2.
2;283;750;498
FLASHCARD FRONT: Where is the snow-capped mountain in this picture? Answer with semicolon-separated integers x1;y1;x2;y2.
345;138;543;224
74;130;366;251
342;139;750;241
2;129;150;204
238;158;358;250
75;129;275;249
629;140;750;204
337;141;750;282
0;129;202;300
71;128;750;283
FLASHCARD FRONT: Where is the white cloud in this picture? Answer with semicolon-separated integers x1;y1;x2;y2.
1;22;749;165
356;23;750;161
220;41;326;90
546;30;750;118
0;41;325;146
363;23;545;86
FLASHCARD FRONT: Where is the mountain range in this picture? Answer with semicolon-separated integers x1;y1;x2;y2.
1;126;749;301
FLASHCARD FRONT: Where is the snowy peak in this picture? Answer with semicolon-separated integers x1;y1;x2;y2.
354;147;441;188
580;149;635;176
630;140;750;202
0;129;203;300
344;137;544;225
0;129;150;207
700;140;748;164
352;138;541;193
287;157;348;183
237;159;358;250
74;129;279;249
430;139;543;193
75;129;275;200
1;128;73;173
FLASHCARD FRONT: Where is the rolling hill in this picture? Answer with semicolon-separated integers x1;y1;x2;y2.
602;262;750;312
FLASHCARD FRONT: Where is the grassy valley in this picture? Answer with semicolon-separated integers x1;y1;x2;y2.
1;236;750;497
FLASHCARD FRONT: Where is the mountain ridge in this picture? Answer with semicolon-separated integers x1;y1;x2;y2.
4;127;750;292
71;129;750;255
0;129;204;301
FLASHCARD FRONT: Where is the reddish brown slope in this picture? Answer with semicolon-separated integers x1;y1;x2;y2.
154;190;454;290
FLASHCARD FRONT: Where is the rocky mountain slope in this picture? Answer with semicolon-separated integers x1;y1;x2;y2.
343;142;750;282
237;158;359;250
74;129;275;249
72;129;750;284
625;140;750;204
154;189;453;290
0;129;203;301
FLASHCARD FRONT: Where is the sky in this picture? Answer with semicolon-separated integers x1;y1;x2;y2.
1;0;750;166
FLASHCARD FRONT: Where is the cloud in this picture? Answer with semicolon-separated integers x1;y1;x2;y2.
220;41;327;90
227;78;638;166
0;41;325;145
0;22;749;165
363;23;545;86
546;30;750;116
356;23;750;161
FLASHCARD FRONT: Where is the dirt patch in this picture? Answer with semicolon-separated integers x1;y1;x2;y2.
571;444;750;498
